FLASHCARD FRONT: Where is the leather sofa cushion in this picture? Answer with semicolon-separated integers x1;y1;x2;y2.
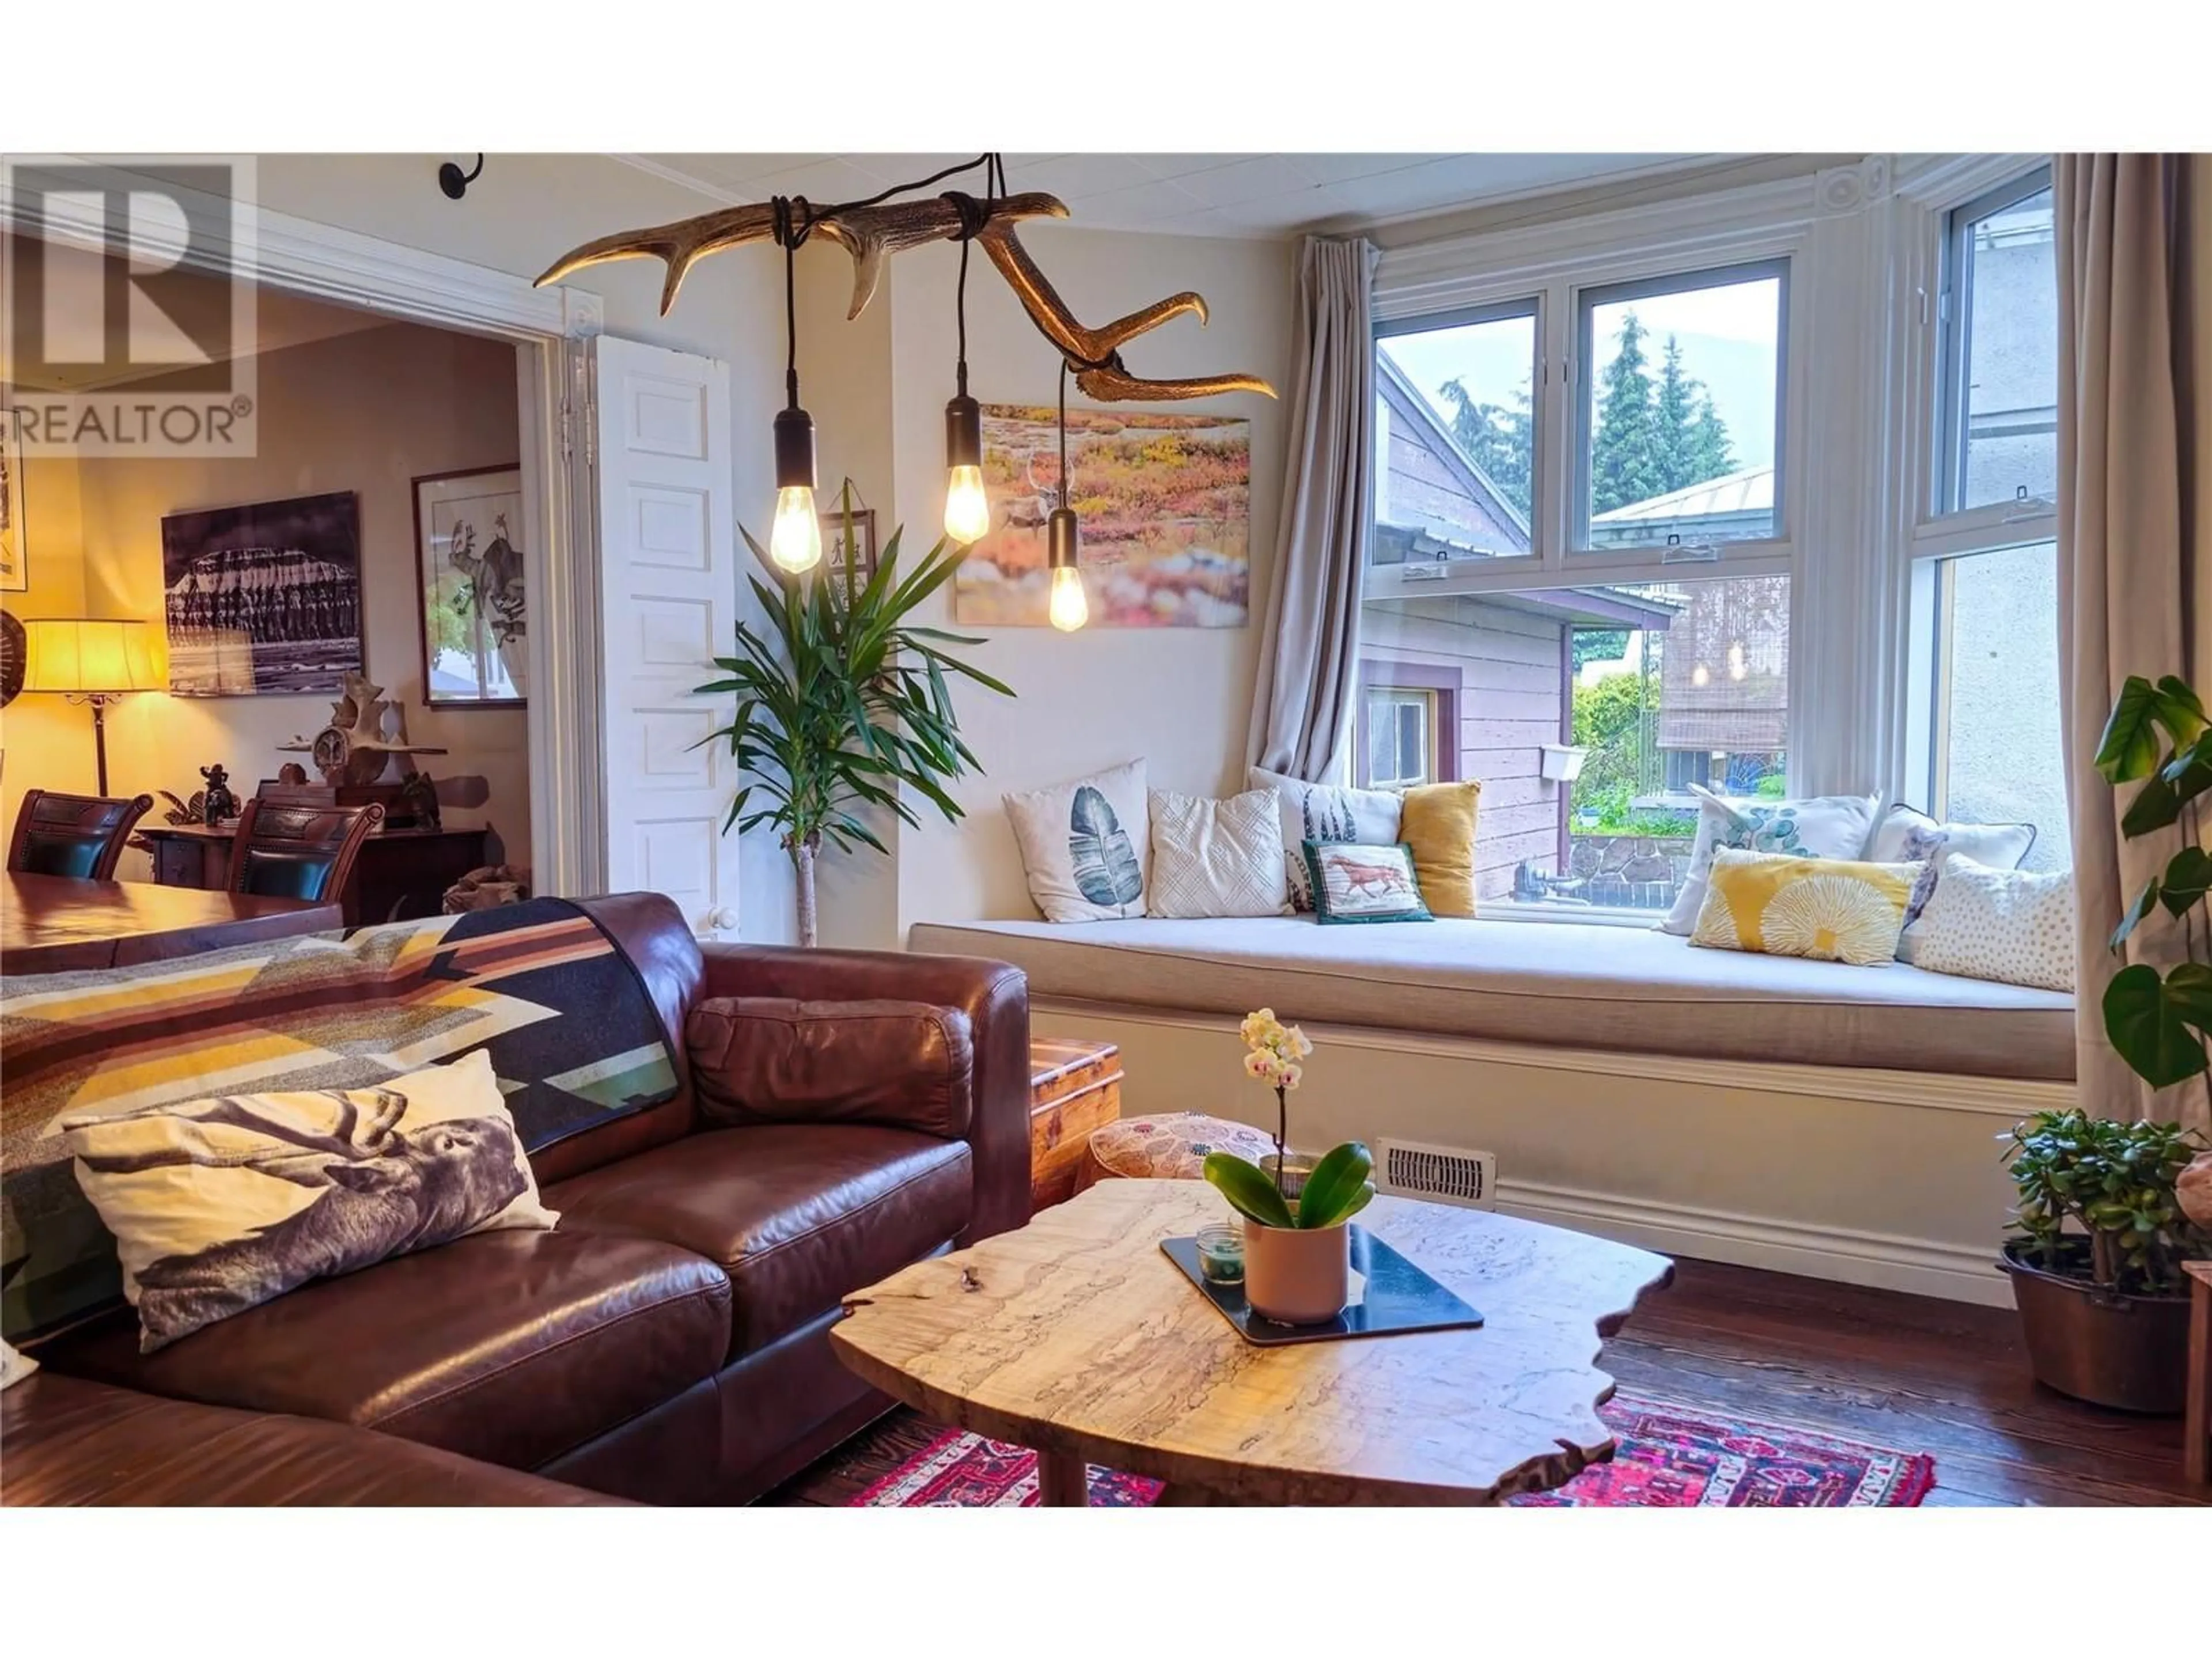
1;1371;616;1506
688;997;975;1137
546;1124;972;1358
40;1229;731;1472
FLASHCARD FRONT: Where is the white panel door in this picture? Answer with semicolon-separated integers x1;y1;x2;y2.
593;336;741;940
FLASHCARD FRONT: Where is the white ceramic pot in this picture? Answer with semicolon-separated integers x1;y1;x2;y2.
1243;1221;1350;1324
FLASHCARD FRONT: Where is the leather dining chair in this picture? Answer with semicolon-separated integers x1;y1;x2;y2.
225;799;384;908
6;789;156;881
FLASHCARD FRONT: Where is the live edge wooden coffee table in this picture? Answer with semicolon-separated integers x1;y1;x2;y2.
831;1178;1674;1505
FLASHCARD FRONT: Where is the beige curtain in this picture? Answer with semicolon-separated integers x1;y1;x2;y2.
1248;236;1378;782
2056;154;2209;1134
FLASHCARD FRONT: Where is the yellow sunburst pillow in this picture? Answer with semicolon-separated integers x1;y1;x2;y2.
1689;848;1922;967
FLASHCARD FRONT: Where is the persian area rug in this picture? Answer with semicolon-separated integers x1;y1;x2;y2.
823;1397;1935;1508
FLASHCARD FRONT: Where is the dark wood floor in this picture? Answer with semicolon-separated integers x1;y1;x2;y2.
774;1256;2205;1506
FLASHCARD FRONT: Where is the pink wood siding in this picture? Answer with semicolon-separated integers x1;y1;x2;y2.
1363;597;1565;900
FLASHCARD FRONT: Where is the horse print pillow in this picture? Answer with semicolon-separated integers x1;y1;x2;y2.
1302;842;1433;925
62;1050;557;1351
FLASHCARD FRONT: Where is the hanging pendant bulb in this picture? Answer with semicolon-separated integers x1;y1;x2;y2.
770;401;821;573
1047;506;1087;632
943;381;990;544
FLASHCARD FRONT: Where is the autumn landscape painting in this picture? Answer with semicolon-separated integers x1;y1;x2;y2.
954;404;1251;627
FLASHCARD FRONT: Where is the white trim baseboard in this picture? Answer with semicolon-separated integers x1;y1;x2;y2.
1029;995;2073;1119
1495;1177;2015;1309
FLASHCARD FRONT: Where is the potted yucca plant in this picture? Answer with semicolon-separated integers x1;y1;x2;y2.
1202;1010;1375;1324
699;487;1013;946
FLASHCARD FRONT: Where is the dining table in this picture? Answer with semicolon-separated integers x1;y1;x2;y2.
1;872;343;975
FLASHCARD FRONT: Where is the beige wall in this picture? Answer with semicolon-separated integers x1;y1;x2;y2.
868;224;1294;944
50;319;528;874
0;457;93;830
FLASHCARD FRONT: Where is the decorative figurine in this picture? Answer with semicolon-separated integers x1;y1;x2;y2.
276;762;308;786
198;764;238;826
397;770;442;832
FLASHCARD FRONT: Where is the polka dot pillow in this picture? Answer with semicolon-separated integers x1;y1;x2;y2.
1911;853;2074;992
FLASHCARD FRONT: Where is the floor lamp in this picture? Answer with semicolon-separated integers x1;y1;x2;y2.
19;618;162;796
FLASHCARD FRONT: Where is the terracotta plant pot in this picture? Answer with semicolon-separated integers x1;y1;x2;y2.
1244;1221;1351;1324
2000;1242;2191;1414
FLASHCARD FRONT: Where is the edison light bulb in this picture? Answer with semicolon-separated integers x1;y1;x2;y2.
944;465;991;544
1048;564;1089;632
770;486;822;573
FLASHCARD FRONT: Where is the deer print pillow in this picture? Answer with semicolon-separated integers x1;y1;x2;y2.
1002;759;1153;923
61;1050;557;1352
1302;842;1434;925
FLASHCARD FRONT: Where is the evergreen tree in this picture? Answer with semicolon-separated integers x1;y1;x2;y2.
1684;392;1736;483
1652;335;1700;494
1589;311;1664;515
1438;377;1533;520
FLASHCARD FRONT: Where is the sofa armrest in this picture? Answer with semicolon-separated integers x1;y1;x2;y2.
699;945;1031;1243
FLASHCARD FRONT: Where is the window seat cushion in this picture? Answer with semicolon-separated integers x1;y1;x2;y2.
906;916;2075;1083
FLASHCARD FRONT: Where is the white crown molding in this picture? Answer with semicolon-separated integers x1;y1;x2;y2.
1892;152;2050;210
3;156;599;343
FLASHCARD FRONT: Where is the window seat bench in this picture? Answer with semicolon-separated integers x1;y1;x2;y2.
907;916;2075;1084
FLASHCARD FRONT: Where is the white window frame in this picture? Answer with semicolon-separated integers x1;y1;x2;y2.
1570;256;1793;558
1373;295;1540;558
1359;684;1440;791
1891;160;2061;814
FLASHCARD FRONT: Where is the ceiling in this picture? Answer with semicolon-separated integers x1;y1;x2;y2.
628;153;1706;238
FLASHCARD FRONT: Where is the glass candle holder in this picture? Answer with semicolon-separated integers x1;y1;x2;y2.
1195;1222;1244;1284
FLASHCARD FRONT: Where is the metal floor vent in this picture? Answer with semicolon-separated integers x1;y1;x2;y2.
1377;1139;1497;1210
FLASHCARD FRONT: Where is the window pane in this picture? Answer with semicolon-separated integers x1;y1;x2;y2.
1374;308;1536;562
1580;268;1783;551
1948;183;2056;512
1356;573;1789;915
1931;541;2070;871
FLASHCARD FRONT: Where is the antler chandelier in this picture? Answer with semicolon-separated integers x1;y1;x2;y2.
536;153;1276;612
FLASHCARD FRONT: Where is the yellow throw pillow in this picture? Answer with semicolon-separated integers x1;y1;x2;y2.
1690;848;1921;967
1400;781;1482;918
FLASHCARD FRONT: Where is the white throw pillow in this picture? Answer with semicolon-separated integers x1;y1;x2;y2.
61;1050;558;1351
1911;853;2075;992
1661;786;1881;935
1247;764;1403;911
1002;759;1153;923
1862;804;2037;962
1147;789;1293;919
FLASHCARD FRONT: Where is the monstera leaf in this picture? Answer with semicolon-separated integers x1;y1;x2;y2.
1068;785;1142;914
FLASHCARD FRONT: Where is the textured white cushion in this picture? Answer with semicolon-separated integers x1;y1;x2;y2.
1912;853;2075;992
1864;804;2037;962
1147;789;1291;919
1003;759;1152;923
1661;786;1881;935
1247;764;1402;911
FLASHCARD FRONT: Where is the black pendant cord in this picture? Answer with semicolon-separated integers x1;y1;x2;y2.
1058;358;1070;507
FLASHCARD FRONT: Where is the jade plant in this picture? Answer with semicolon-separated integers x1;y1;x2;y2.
2002;1108;2208;1296
1201;1009;1375;1230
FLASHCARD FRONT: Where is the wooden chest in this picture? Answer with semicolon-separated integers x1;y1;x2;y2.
1028;1035;1123;1214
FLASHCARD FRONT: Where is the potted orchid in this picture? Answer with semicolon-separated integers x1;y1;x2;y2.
1202;1009;1376;1324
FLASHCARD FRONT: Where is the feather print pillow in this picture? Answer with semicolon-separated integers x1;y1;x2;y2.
1002;759;1153;923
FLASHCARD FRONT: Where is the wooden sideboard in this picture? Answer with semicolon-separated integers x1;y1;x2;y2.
137;823;489;927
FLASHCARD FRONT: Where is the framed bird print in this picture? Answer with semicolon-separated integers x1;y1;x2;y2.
414;464;526;707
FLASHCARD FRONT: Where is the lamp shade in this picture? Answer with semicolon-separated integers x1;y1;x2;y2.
20;618;165;695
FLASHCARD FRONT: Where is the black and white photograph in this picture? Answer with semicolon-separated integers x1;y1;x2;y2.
414;464;526;707
0;418;25;593
161;491;363;696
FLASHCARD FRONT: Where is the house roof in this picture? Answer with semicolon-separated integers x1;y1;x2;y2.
1591;464;1774;524
1373;351;1532;547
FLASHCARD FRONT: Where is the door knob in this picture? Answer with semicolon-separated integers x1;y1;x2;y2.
705;906;738;932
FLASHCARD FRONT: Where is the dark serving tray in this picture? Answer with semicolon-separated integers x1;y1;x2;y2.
1160;1226;1485;1347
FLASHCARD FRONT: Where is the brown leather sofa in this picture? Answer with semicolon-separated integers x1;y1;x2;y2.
4;892;1030;1506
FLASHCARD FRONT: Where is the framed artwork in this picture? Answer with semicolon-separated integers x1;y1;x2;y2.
414;464;525;707
822;503;878;584
954;404;1250;628
1;418;25;593
162;491;362;696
